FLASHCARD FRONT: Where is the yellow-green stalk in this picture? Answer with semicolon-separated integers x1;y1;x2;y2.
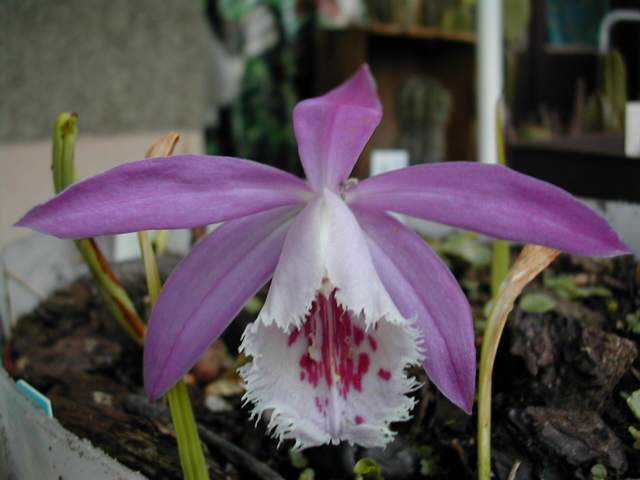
52;113;145;343
140;133;210;480
491;105;510;297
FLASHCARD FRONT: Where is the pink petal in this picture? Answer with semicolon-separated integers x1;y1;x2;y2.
354;207;476;413
17;155;311;238
143;206;296;400
294;64;382;191
347;162;629;257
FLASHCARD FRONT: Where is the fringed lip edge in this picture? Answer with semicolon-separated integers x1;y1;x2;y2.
238;298;425;450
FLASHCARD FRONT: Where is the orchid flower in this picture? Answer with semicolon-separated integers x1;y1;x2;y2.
17;65;628;449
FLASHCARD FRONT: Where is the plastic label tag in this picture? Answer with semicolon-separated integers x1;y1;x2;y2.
369;149;409;176
626;102;640;157
16;379;53;418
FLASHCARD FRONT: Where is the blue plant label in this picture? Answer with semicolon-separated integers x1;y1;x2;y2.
16;379;53;418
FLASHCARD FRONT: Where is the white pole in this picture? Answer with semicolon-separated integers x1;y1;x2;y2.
477;0;503;164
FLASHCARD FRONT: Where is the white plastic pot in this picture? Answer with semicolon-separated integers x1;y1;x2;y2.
0;234;146;480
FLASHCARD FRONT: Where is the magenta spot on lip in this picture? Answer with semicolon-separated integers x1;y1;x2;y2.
297;290;376;399
353;375;362;392
304;308;314;336
367;335;378;351
378;368;391;381
300;352;319;387
358;352;370;375
315;396;323;413
353;326;365;346
355;415;364;425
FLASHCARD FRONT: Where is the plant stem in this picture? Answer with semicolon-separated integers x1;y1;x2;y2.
490;103;510;297
491;240;509;298
166;380;211;480
137;231;161;304
139;133;210;480
51;113;145;344
477;245;559;479
77;240;146;342
52;119;207;476
52;112;77;192
477;297;501;480
152;230;171;256
137;230;210;480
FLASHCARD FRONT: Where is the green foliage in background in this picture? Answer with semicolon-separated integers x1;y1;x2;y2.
231;56;298;168
625;309;640;335
503;0;530;48
440;0;476;32
591;463;607;480
433;232;492;268
543;272;611;300
586;50;628;132
417;445;441;477
397;76;452;127
299;468;315;480
519;292;556;314
216;0;308;173
354;458;384;480
503;0;530;106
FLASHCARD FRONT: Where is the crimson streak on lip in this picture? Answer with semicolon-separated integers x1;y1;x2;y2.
291;290;384;401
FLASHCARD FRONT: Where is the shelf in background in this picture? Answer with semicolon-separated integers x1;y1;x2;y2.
507;134;640;203
364;22;476;43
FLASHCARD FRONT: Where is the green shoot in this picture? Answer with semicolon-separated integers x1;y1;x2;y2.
139;133;210;480
354;458;383;480
51;113;145;344
491;103;510;298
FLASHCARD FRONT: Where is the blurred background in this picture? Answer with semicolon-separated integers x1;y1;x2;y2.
1;0;639;248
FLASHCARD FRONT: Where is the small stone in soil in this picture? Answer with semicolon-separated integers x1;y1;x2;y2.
525;407;627;471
